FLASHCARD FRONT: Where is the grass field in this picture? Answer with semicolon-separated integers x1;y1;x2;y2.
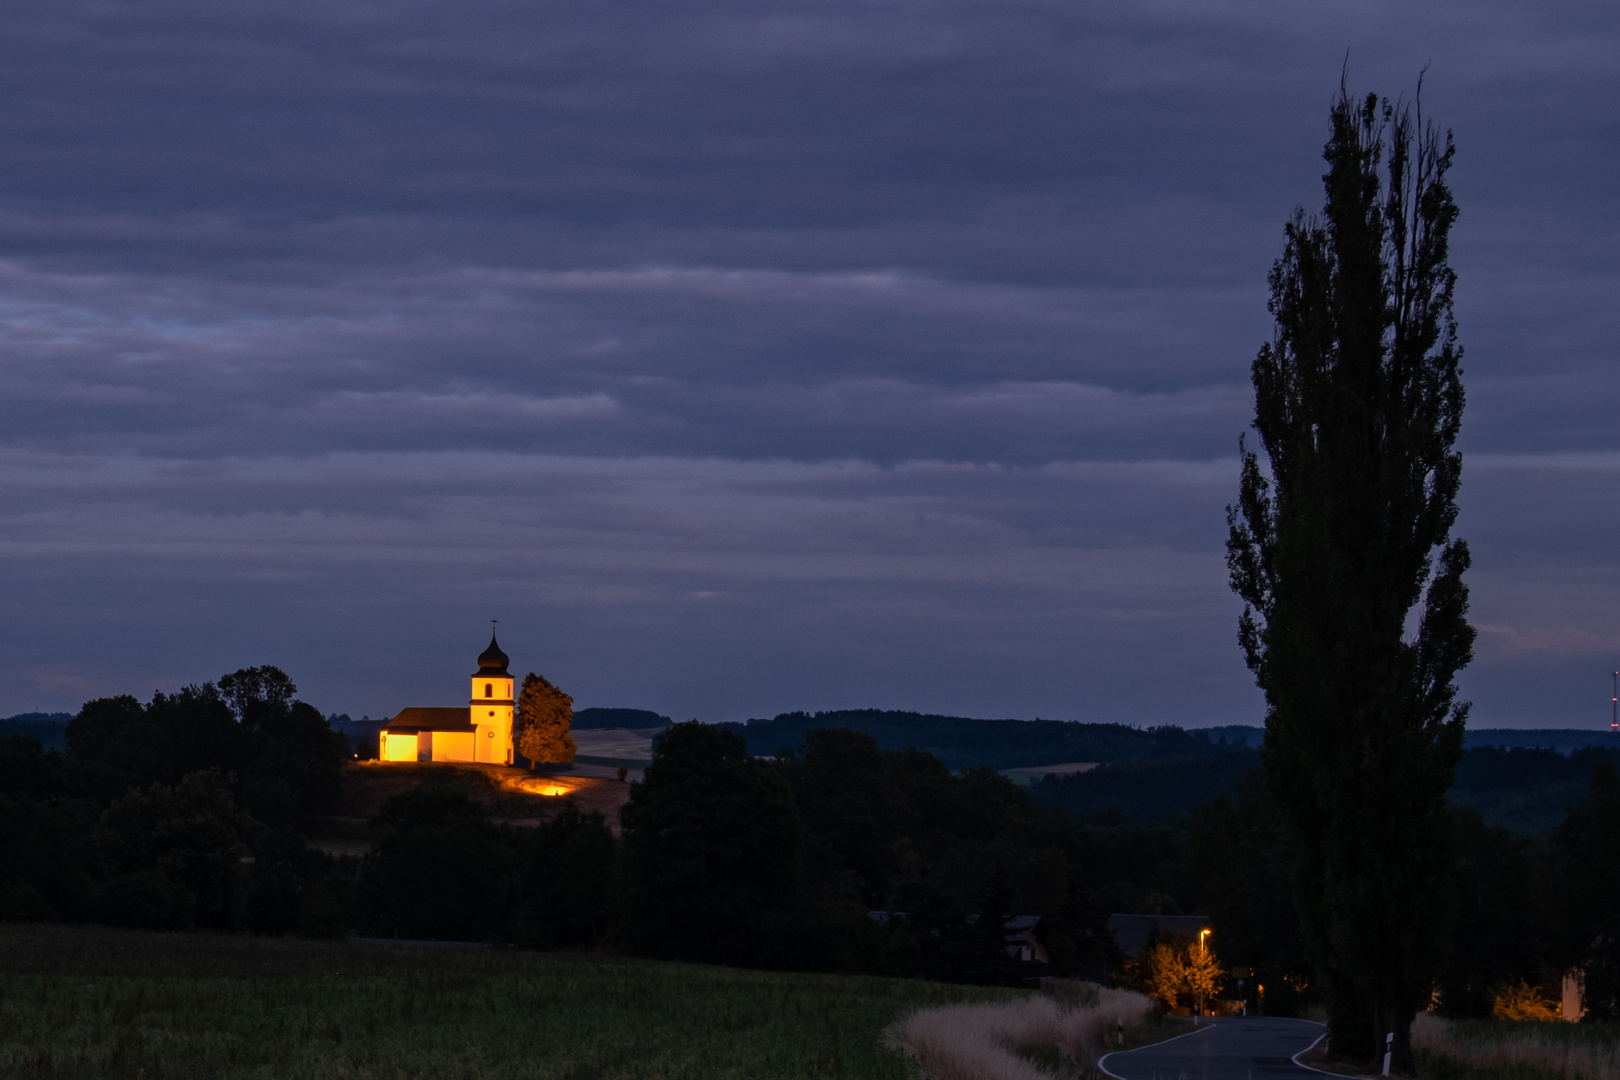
1413;1013;1620;1080
0;924;1021;1079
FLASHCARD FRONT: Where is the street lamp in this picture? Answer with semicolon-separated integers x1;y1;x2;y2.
1198;929;1212;1019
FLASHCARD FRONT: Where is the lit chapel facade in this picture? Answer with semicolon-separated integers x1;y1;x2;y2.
378;634;515;764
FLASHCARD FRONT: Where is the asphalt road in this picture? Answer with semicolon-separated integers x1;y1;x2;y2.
1100;1017;1346;1080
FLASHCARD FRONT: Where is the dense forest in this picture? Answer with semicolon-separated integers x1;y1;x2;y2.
2;685;1618;1021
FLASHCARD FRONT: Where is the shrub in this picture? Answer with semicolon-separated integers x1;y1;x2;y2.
1491;981;1561;1023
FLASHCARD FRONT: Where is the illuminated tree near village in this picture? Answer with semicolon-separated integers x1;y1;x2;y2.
1226;82;1473;1067
517;672;576;768
1142;939;1222;1014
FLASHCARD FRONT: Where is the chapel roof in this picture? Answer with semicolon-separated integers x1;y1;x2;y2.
383;706;475;733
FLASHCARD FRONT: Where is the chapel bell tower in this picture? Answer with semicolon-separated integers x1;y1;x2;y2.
470;629;515;764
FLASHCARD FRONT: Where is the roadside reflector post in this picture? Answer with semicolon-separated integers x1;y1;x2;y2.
1382;1031;1393;1076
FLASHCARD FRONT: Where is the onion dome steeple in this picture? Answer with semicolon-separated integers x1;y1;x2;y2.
473;630;510;678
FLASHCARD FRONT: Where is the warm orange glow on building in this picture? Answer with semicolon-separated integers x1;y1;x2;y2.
378;632;516;764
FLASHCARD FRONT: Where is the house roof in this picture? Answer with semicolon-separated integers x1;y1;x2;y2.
866;911;1045;943
384;707;475;733
1105;913;1210;959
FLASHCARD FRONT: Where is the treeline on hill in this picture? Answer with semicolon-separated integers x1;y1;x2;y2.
1029;748;1263;821
1448;745;1620;834
350;723;1121;984
4;687;1620;1017
0;695;1121;984
346;721;1251;982
1028;742;1620;831
0;713;72;752
727;709;1620;832
0;668;350;932
572;707;672;730
721;709;1262;770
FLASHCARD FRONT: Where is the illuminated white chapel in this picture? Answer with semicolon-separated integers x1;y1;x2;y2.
378;633;515;764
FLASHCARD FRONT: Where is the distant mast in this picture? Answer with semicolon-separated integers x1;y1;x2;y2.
1613;670;1618;732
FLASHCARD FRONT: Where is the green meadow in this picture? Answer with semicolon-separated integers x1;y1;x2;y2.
0;924;1019;1079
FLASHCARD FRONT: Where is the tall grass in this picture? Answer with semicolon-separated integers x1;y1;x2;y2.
884;984;1156;1080
1412;1012;1620;1080
0;923;1019;1079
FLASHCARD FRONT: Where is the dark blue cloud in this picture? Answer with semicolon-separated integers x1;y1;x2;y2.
0;0;1615;727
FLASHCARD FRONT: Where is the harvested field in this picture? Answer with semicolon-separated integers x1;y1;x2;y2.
572;726;661;764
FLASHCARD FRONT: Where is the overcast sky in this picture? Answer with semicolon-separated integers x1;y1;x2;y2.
0;1;1615;729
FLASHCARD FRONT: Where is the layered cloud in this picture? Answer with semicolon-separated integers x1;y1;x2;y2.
0;1;1614;726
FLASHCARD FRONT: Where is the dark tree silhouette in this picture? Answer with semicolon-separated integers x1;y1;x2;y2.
621;721;803;965
96;768;252;930
1226;83;1473;1067
356;786;515;941
1553;763;1620;1018
520;802;617;947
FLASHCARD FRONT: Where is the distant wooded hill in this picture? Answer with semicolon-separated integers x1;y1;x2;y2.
1448;744;1620;834
572;708;673;730
1461;728;1620;753
1028;748;1263;822
716;709;1620;832
720;709;1262;770
0;713;72;752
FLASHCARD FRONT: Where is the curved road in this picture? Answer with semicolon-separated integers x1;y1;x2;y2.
1100;1017;1350;1080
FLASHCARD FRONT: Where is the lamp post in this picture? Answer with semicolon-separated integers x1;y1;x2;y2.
1198;929;1212;1019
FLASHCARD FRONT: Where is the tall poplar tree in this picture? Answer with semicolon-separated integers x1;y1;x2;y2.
1226;84;1473;1067
516;673;576;768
